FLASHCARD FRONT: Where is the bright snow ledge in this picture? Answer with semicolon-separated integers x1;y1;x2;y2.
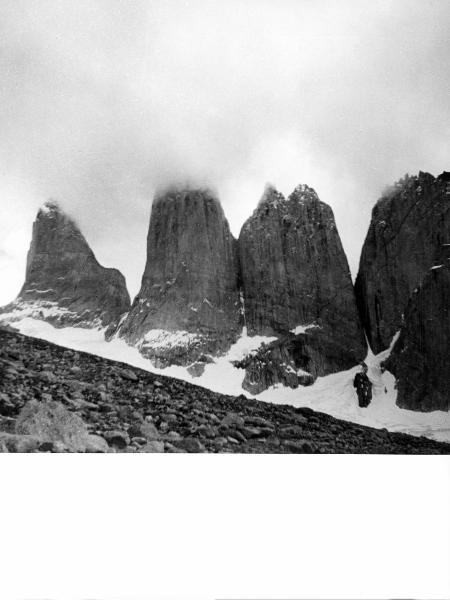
290;323;319;335
141;329;202;349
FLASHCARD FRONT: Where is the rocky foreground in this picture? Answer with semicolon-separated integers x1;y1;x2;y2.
0;327;449;454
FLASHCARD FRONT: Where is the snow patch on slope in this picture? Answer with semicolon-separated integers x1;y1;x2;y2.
3;317;450;443
0;299;102;327
142;329;202;349
289;323;318;335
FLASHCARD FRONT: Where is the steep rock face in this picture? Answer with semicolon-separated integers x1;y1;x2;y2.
384;260;450;412
239;184;363;338
1;201;130;327
355;171;450;354
237;184;366;391
116;187;241;365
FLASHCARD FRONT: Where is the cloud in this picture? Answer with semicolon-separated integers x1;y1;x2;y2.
0;0;449;304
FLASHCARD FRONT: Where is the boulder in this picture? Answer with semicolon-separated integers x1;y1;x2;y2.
15;399;92;451
353;367;372;408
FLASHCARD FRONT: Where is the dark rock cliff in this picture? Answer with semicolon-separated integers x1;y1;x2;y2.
237;184;366;392
116;187;241;366
1;201;130;327
355;171;450;353
384;258;450;412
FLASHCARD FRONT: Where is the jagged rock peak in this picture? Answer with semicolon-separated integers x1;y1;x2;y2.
39;198;60;214
257;183;285;208
115;186;241;367
288;182;320;203
355;170;450;353
255;183;321;212
239;182;360;333
0;200;130;328
237;182;366;391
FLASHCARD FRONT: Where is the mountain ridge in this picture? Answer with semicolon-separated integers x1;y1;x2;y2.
1;170;449;417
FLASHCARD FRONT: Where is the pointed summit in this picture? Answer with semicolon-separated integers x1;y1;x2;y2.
38;199;61;214
1;201;130;327
256;184;285;209
289;183;320;204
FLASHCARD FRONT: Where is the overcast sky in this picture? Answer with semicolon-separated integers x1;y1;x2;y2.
0;0;449;305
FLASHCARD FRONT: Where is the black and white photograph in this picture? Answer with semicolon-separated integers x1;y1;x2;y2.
0;2;449;600
0;0;450;455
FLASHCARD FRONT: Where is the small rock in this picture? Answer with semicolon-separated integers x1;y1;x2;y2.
165;430;182;441
244;416;275;429
0;432;41;453
0;416;16;433
283;439;315;453
39;440;68;452
279;425;305;437
39;370;58;383
128;421;160;440
227;436;240;444
240;426;265;439
196;425;218;438
294;413;309;424
187;362;206;377
164;443;184;453
104;430;130;449
162;413;178;424
222;428;246;442
131;436;147;445
84;434;110;453
221;413;245;428
0;392;15;417
119;368;138;382
178;437;206;453
213;437;228;449
66;397;98;411
139;440;164;453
